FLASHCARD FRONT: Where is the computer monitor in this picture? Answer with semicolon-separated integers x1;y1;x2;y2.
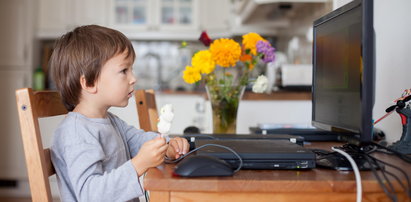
312;0;375;145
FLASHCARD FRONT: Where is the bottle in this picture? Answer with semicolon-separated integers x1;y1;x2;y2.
33;66;45;90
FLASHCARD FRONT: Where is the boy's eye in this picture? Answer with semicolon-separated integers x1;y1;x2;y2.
120;68;128;74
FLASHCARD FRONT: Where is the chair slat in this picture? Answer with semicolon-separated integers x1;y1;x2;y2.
16;88;63;202
135;89;158;132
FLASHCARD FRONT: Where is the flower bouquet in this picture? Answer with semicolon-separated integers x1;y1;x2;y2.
182;32;275;133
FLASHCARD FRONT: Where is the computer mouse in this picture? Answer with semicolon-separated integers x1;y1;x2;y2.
173;155;234;177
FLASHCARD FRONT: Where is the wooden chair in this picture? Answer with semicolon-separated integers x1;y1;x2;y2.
135;89;158;132
16;88;68;202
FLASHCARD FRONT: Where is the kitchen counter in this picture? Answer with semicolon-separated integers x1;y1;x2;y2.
157;90;311;101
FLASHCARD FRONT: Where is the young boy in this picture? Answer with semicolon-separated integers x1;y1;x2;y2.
49;25;189;201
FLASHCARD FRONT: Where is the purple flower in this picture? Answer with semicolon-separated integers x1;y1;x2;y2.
256;40;275;63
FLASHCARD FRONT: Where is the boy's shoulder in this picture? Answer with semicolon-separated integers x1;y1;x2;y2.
54;112;111;145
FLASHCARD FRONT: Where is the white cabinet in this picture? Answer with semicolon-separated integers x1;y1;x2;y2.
36;0;232;40
0;70;31;179
37;0;109;38
199;0;232;37
0;0;34;179
37;0;71;37
0;0;31;68
109;0;201;40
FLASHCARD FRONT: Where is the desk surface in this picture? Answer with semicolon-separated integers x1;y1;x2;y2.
144;142;411;202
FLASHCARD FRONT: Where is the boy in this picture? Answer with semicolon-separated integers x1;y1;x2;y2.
49;25;189;201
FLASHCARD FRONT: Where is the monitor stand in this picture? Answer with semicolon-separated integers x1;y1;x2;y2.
313;144;383;171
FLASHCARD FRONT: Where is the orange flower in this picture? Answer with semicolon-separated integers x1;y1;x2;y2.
240;54;255;70
209;38;241;68
242;32;265;56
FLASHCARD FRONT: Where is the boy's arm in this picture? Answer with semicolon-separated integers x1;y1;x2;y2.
111;114;169;156
60;141;143;202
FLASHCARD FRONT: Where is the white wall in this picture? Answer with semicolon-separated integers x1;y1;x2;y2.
334;0;411;143
374;0;411;143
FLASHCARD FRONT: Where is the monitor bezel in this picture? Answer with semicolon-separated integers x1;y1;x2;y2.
311;0;375;144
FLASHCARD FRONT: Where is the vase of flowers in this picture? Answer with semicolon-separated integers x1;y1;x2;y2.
182;32;275;133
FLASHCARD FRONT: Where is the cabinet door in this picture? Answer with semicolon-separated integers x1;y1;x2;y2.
0;70;31;179
199;0;231;34
0;0;29;67
73;0;109;27
156;0;199;31
109;0;152;31
37;0;72;37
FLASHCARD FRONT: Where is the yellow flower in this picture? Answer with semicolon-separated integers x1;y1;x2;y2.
192;50;215;74
183;66;201;84
242;33;265;56
209;38;241;68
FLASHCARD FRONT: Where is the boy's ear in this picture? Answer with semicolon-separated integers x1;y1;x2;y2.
80;75;97;94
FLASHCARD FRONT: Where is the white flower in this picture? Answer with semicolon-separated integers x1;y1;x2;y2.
252;75;268;93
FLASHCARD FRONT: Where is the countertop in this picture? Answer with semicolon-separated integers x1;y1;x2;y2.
157;90;311;101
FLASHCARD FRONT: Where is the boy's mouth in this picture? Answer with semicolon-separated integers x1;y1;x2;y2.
128;90;134;97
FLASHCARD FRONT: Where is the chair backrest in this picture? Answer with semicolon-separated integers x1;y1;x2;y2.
135;89;158;132
16;88;68;202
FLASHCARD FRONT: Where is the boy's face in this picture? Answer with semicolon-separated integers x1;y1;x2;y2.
96;51;136;108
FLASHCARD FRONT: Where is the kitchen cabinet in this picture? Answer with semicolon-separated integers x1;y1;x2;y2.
0;0;31;68
198;0;232;37
0;0;34;180
36;0;233;40
37;0;109;38
0;70;31;179
109;0;200;40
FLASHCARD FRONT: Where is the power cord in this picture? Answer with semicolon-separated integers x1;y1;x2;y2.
363;154;398;202
371;142;411;163
165;143;243;173
366;154;411;199
332;147;362;202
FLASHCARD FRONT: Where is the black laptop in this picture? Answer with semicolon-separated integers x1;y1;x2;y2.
195;139;316;170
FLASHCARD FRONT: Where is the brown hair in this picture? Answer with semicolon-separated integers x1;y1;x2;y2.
49;25;135;111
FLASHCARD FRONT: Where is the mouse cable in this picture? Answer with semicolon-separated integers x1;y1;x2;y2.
182;134;217;139
332;147;362;202
165;143;243;173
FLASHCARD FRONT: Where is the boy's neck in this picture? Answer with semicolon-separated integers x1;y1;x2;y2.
73;102;109;118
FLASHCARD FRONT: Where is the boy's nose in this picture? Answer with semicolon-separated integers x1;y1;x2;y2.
129;73;137;85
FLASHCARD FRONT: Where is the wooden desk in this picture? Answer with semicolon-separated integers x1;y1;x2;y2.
144;142;411;202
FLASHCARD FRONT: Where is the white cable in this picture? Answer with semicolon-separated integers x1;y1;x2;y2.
332;147;362;202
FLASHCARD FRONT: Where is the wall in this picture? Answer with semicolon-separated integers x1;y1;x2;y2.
334;0;411;143
373;0;411;143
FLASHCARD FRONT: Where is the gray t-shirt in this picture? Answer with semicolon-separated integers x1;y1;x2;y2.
51;112;160;202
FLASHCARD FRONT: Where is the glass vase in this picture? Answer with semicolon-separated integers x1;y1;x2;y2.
206;84;245;134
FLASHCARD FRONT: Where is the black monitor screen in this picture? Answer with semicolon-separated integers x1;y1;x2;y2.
314;7;361;131
312;0;374;144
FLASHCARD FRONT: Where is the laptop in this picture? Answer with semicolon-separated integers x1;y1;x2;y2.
195;139;316;170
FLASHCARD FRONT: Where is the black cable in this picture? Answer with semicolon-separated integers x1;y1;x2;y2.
384;170;408;197
183;134;217;139
164;143;243;173
372;157;398;200
371;142;411;163
363;154;398;202
367;154;411;198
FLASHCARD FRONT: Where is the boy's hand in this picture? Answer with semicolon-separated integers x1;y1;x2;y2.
166;137;190;159
131;136;167;176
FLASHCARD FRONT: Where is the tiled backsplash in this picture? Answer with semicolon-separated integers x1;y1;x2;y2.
131;41;204;91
